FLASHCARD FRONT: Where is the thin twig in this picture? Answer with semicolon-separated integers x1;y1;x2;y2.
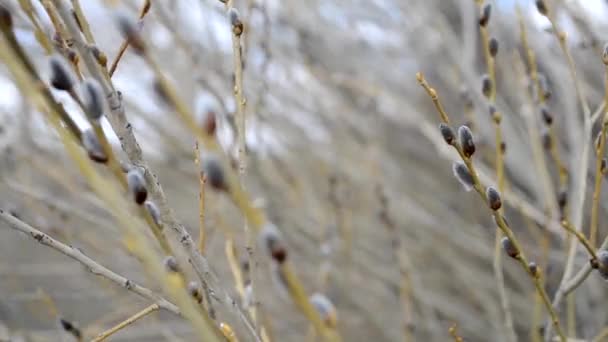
0;210;180;314
91;304;160;342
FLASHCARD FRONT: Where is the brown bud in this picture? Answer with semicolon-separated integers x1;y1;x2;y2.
500;142;506;154
602;158;608;174
603;43;608;66
486;186;502;211
202;111;217;136
127;168;147;204
439;123;455;145
458;125;476;158
478;4;491;27
501;237;519;259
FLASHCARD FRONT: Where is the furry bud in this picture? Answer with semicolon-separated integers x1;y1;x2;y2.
50;56;74;91
229;8;243;36
602;158;608;174
489;37;499;57
259;223;287;264
310;292;338;328
501;237;519;259
481;74;492;98
117;14;145;54
83;80;104;121
478;4;491;27
439;123;455;145
188;281;203;303
452;162;474;192
164;256;179;272
529;262;538;277
538;74;551;100
89;45;108;67
201;154;227;191
486;186;502;211
81;128;108;163
127;168;147;204
598;250;608;280
144;200;161;227
540;106;553;125
458;125;476;158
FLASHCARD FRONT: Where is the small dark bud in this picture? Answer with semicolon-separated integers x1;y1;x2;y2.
602;43;608;66
164;256;179;272
538;74;551;100
117;14;145;54
602;158;608;174
81;128;108;163
529;262;538;276
439;123;455;145
481;74;492;98
598;250;608;280
500;142;506;154
127;168;147;204
259;223;287;264
89;45;108;67
229;8;243;36
83;80;104;121
490;106;502;124
452;162;474;192
557;188;568;209
310;292;338;328
202;154;227;191
0;4;13;29
489;37;499;57
188;281;203;303
144;200;161;227
536;0;548;15
458;125;476;158
540;106;553;125
59;318;81;339
49;56;74;91
501;237;519;259
486;186;502;211
202;111;217;136
478;4;491;27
